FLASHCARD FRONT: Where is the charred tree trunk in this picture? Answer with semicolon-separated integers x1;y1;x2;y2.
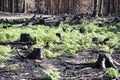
98;0;103;16
92;0;98;17
111;0;116;15
107;0;111;16
51;0;53;15
12;0;14;13
24;0;27;13
0;0;1;11
1;0;4;12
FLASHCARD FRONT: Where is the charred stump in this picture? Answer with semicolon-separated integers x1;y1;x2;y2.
19;33;36;44
56;33;62;40
0;33;36;46
79;28;86;34
44;42;49;49
62;28;67;32
29;48;45;59
20;33;32;42
95;53;120;69
17;48;45;59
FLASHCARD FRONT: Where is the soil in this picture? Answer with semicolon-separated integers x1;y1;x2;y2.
0;50;120;80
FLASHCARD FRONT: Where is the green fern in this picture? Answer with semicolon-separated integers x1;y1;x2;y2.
43;66;60;80
104;68;120;79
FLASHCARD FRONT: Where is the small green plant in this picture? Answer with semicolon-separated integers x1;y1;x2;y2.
0;46;11;65
90;59;97;63
7;64;19;71
44;49;61;58
43;66;60;80
104;68;120;79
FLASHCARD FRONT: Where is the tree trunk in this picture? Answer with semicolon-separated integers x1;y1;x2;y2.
92;0;98;17
12;0;14;13
51;0;53;15
98;0;103;16
24;0;27;13
0;0;1;11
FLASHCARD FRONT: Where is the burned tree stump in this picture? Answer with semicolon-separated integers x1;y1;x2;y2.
29;48;45;59
79;28;86;33
17;48;45;59
20;33;32;42
62;28;67;32
0;33;36;46
44;42;49;49
18;33;36;45
95;53;120;69
92;37;99;45
56;33;62;40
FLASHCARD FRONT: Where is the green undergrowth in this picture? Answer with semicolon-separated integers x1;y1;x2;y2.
0;46;11;66
43;66;60;80
7;64;19;71
104;68;120;79
0;19;120;59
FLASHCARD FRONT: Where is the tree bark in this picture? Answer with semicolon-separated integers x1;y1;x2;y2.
12;0;14;13
24;0;27;13
98;0;103;16
0;0;1;11
92;0;97;17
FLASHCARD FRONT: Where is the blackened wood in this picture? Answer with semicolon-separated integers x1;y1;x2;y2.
44;42;49;49
92;37;99;45
30;48;45;59
95;53;118;69
56;33;62;39
20;33;32;42
12;0;14;13
17;48;45;59
79;28;86;33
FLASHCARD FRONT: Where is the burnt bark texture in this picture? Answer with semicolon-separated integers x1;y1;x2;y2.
0;0;120;15
17;48;45;59
95;53;120;69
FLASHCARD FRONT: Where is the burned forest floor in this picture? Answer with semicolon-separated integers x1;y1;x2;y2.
0;14;120;80
1;50;120;80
